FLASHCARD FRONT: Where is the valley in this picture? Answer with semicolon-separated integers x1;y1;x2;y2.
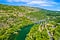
0;4;60;40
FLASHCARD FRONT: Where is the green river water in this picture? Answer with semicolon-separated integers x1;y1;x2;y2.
14;24;34;40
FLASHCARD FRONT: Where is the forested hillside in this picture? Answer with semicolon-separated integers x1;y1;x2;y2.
0;4;60;40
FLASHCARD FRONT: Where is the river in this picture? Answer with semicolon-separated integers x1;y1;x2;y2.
10;19;54;40
14;24;34;40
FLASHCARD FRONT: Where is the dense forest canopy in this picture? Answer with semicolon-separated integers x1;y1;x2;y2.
0;4;60;40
